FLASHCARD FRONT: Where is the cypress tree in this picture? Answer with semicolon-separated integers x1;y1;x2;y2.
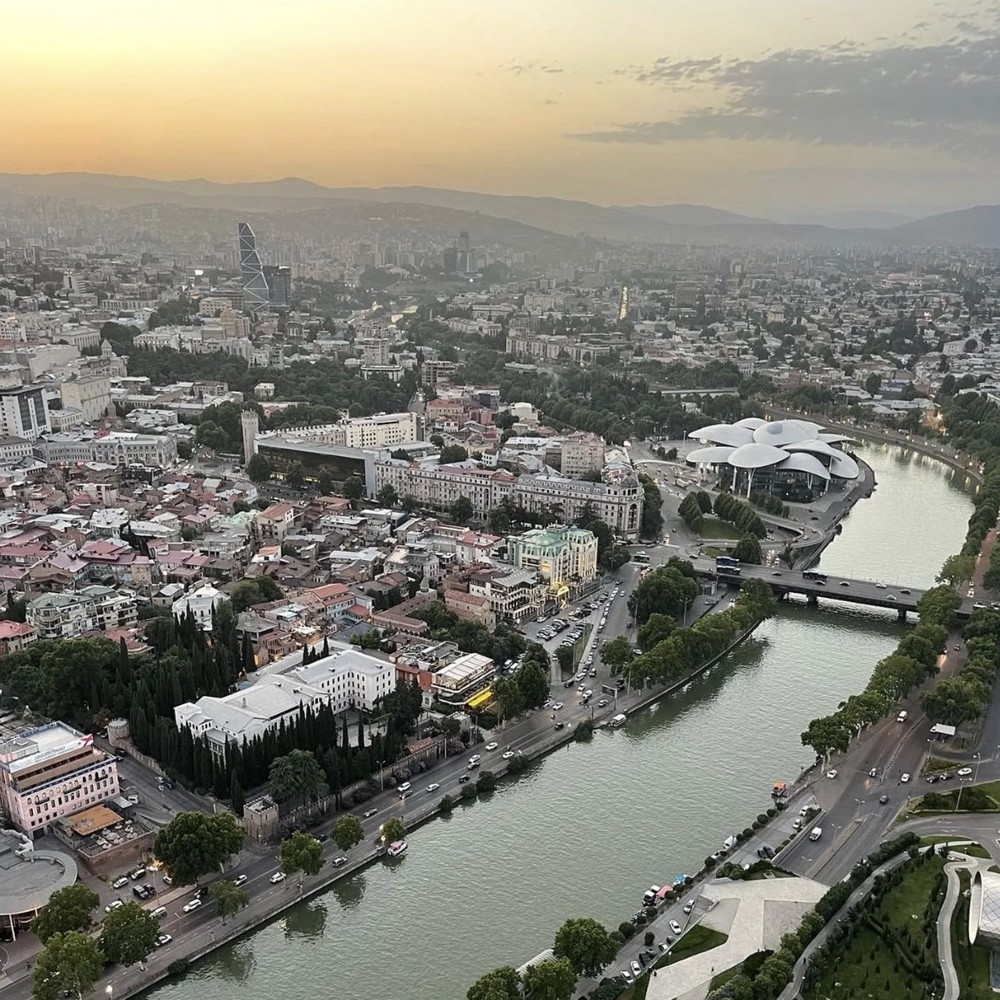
230;772;245;815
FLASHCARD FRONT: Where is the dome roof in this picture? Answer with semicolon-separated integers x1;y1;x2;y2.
687;446;737;465
819;432;854;445
728;443;789;469
690;424;754;447
970;870;1000;946
783;440;840;460
778;453;831;480
752;419;821;446
734;416;768;430
829;452;860;479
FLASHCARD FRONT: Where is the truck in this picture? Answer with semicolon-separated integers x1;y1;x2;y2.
809;827;823;841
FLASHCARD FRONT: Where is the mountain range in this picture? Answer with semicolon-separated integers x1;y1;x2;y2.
3;172;1000;248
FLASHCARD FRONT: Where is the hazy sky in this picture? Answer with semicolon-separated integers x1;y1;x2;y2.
5;0;1000;214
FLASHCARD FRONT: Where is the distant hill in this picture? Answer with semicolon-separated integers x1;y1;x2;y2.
2;171;1000;247
888;205;1000;247
617;203;769;226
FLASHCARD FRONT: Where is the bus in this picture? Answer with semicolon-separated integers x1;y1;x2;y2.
802;569;828;582
715;555;740;568
633;552;650;564
717;564;742;576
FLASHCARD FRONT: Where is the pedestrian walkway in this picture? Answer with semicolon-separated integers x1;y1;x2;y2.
645;876;827;1000
938;850;992;1000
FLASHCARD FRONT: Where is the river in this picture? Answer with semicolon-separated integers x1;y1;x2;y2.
146;444;977;1000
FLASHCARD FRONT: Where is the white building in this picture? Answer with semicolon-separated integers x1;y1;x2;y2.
174;644;395;758
27;586;137;640
0;724;119;836
507;525;599;589
59;376;112;423
172;583;227;629
560;433;606;477
0;386;50;440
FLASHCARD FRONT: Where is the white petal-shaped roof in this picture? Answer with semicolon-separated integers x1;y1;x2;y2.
829;452;860;479
752;419;821;446
690;424;754;447
778;453;831;480
819;432;854;445
686;446;737;465
734;416;768;430
728;443;789;469
783;440;840;460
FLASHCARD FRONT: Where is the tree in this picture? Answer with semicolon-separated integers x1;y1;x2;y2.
317;471;334;495
516;658;550;709
600;636;633;674
734;533;763;564
209;879;249;924
332;814;365;852
267;749;326;805
400;494;420;513
467;966;521;1000
99;901;159;967
439;444;469;464
33;932;104;1000
493;676;525;721
521;957;577;1000
638;613;676;653
376;483;399;507
284;462;306;488
553;917;618;978
555;645;575;674
864;373;882;396
153;811;245;886
380;816;406;843
450;495;474;524
31;884;99;944
279;831;325;888
937;553;975;586
487;507;512;535
343;476;364;502
245;453;272;483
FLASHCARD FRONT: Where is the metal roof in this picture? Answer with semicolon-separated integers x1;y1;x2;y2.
728;443;790;469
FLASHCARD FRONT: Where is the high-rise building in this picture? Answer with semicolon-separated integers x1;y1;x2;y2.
241;409;259;460
263;265;292;308
238;223;269;309
0;386;50;440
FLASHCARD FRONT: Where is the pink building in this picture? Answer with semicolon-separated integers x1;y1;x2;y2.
0;621;37;657
0;724;119;836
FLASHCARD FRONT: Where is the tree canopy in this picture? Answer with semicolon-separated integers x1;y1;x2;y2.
33;931;103;1000
279;831;325;885
553;916;618;978
153;811;244;885
267;748;326;805
98;901;159;967
31;884;99;944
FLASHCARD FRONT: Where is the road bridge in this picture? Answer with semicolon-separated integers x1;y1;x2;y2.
689;556;977;620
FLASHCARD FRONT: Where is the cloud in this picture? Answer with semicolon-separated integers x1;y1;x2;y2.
570;31;1000;156
500;60;562;76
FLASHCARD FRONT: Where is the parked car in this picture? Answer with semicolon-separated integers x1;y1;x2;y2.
669;920;683;935
397;781;412;793
105;900;124;913
683;901;694;914
112;876;129;889
826;769;838;779
879;795;889;804
554;722;565;730
151;906;167;919
630;960;641;978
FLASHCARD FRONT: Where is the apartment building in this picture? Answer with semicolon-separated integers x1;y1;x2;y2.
34;431;178;468
59;375;112;423
430;652;496;708
27;586;137;640
0;724;120;836
375;461;517;515
507;525;599;588
516;474;643;541
560;433;606;477
0;386;50;440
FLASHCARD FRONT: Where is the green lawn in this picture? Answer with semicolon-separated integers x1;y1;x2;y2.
698;517;743;541
805;856;946;1000
916;779;1000;813
951;870;995;999
919;837;991;858
620;926;728;1000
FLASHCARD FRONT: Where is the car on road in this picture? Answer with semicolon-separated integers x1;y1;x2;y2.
484;742;498;751
270;872;287;884
683;901;694;914
233;874;248;887
151;906;167;918
772;571;782;577
468;754;481;765
182;898;203;913
901;773;910;783
397;782;412;793
467;759;480;770
554;722;565;730
552;702;563;710
888;595;897;601
363;808;378;819
879;795;889;804
589;668;597;677
630;960;642;978
597;698;609;708
826;769;838;779
162;875;172;886
974;602;988;610
105;900;124;913
112;876;129;889
669;920;683;935
502;750;515;760
155;933;172;948
458;774;471;783
901;589;911;595
958;767;973;776
332;856;348;867
426;783;440;793
954;643;961;651
840;581;850;587
869;767;878;777
876;582;887;589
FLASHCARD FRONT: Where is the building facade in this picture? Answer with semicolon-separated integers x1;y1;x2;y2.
0;724;120;835
507;525;599;589
27;587;137;640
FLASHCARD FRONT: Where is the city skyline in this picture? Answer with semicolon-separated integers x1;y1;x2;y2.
6;0;1000;216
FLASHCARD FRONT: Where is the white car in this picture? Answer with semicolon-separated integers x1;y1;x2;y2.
552;702;564;711
630;960;641;978
270;872;287;884
901;773;910;783
105;899;124;913
876;582;887;589
151;906;167;919
620;969;634;984
485;742;498;751
112;876;129;889
155;933;172;948
670;920;683;935
468;754;481;765
397;781;412;793
957;767;973;776
232;874;248;887
182;898;203;913
502;750;515;760
683;901;694;914
826;769;838;779
426;783;440;793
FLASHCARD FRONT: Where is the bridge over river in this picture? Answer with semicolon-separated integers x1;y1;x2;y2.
689;555;978;620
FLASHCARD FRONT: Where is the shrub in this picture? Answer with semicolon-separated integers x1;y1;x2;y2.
438;793;454;814
634;912;647;927
506;753;529;774
704;856;717;870
460;784;477;801
167;959;190;977
476;770;497;795
618;921;635;938
742;827;754;839
757;813;770;826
